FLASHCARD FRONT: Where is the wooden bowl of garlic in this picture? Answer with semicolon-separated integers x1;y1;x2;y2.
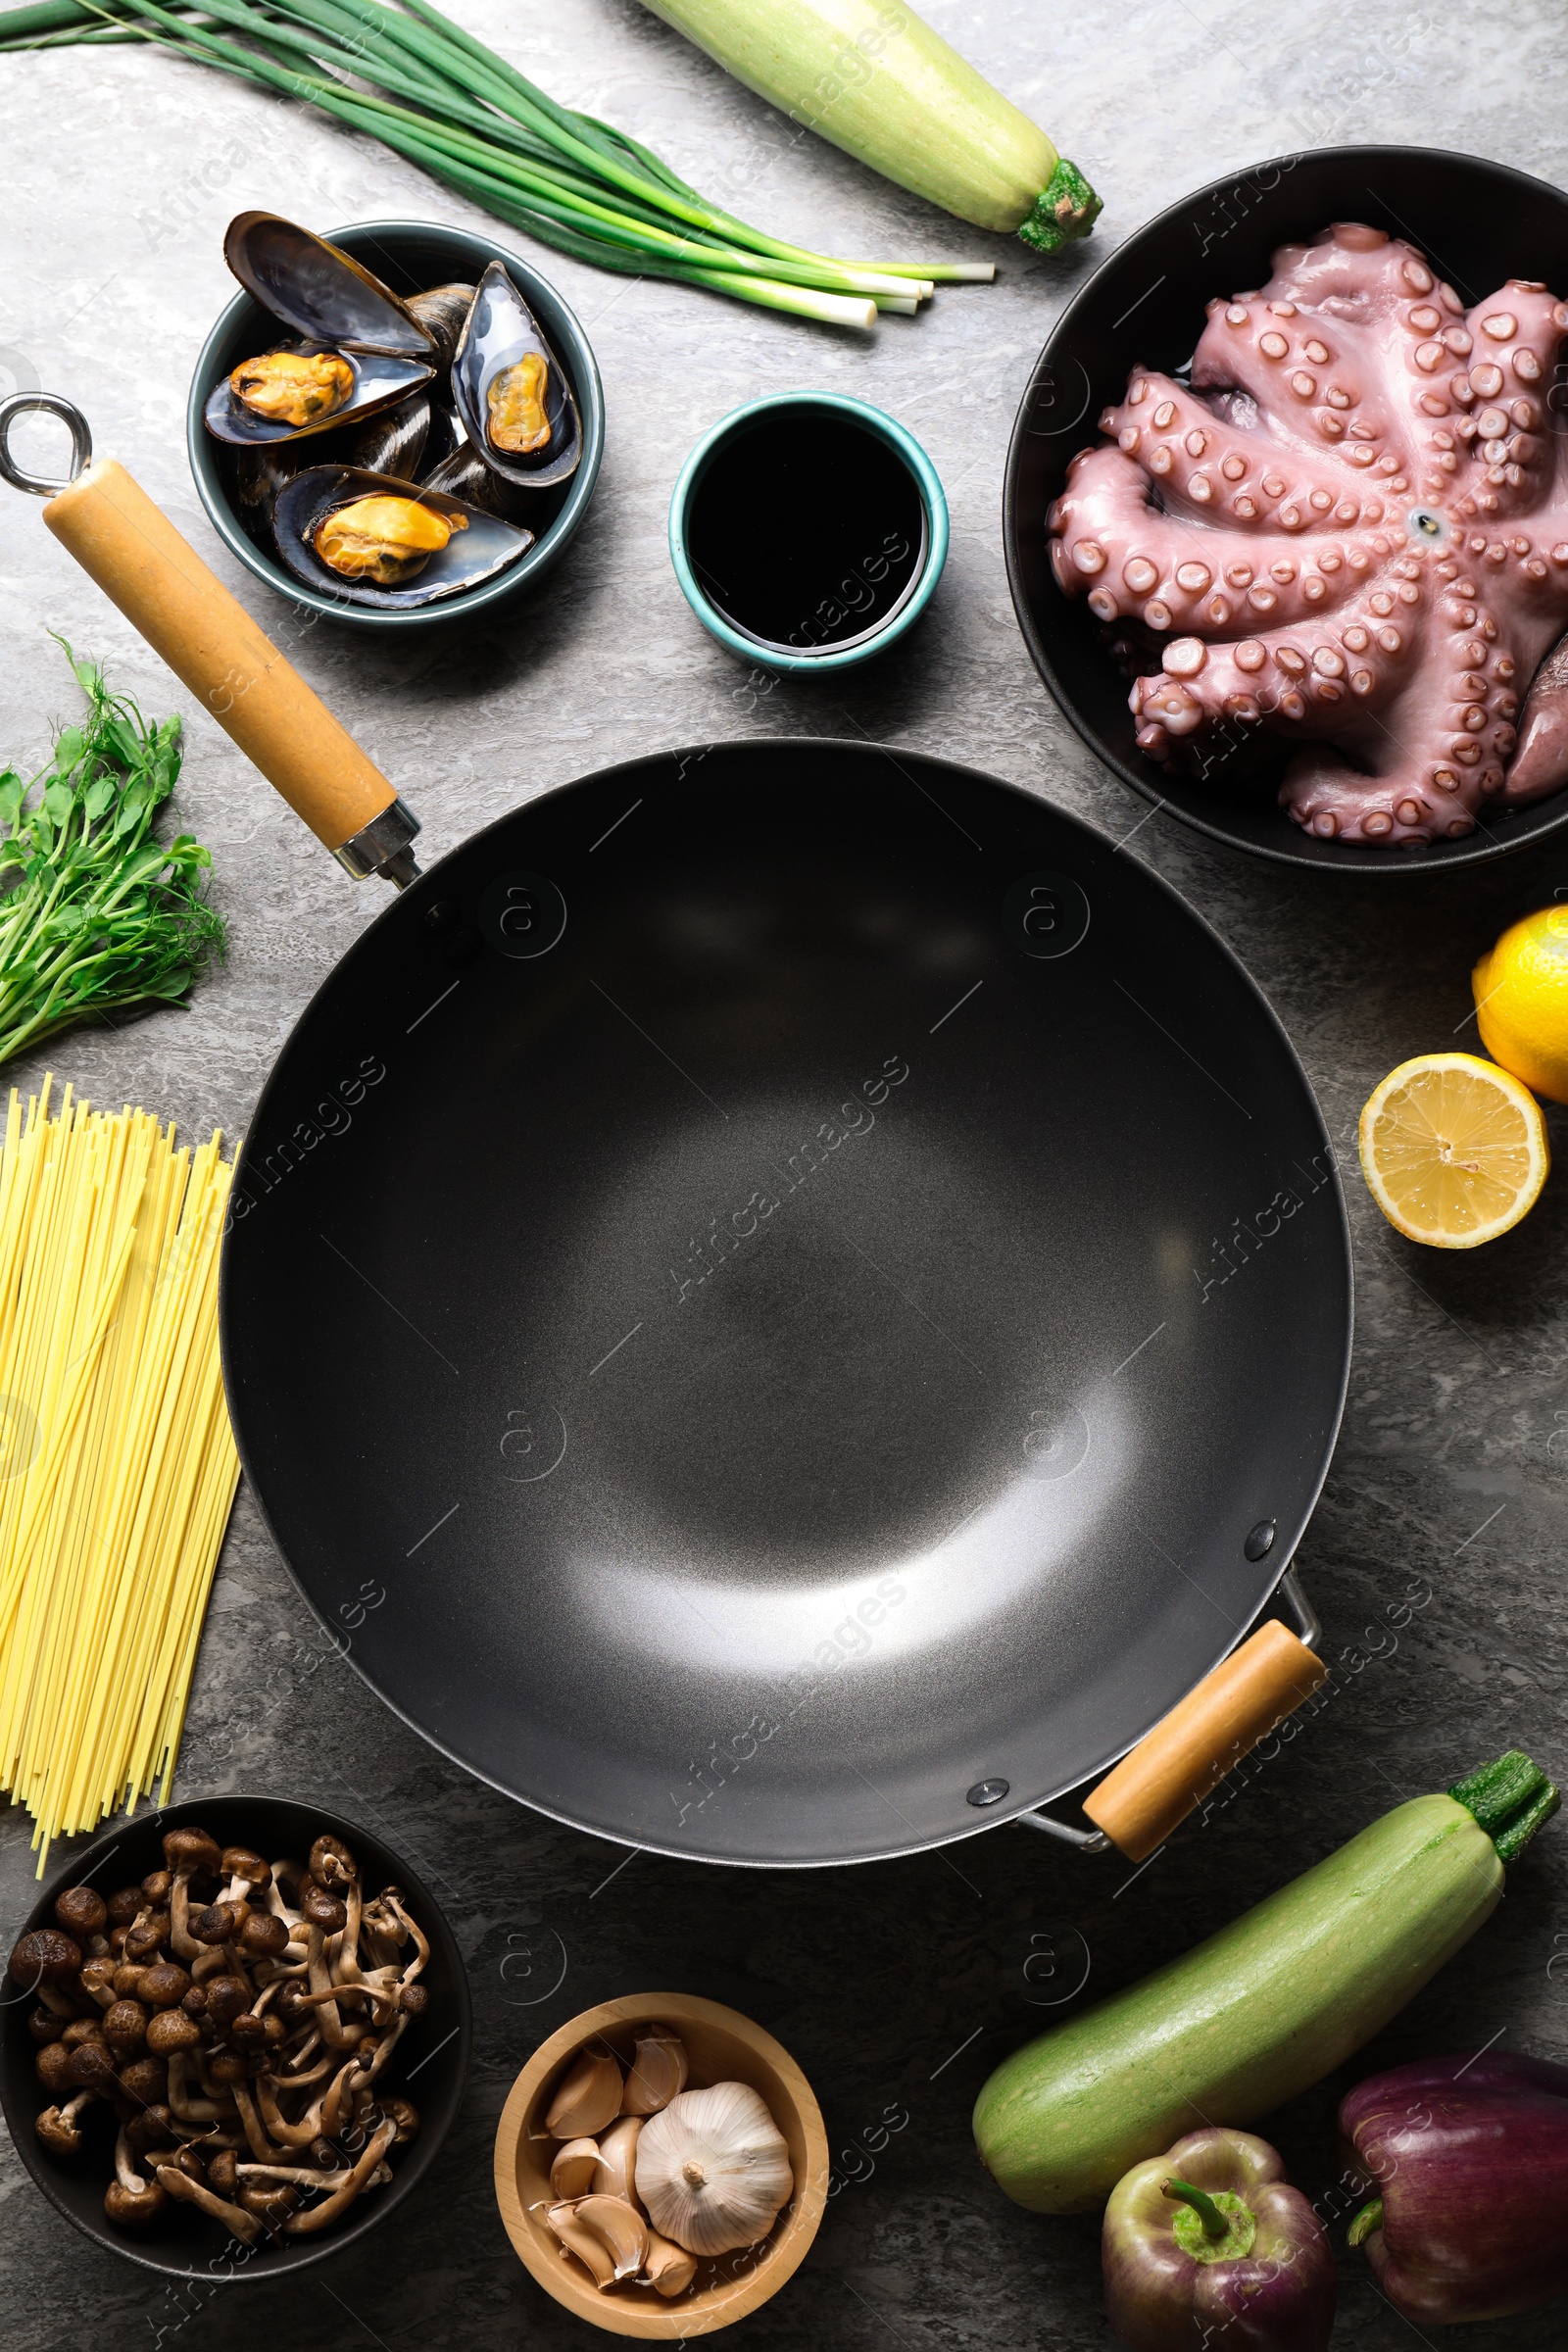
494;1992;828;2335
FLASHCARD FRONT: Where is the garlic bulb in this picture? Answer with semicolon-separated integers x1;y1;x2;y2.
619;2021;689;2117
634;2082;793;2256
592;2114;643;2207
545;2048;622;2139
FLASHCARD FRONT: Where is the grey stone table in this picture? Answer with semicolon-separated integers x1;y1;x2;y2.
2;3;1566;2345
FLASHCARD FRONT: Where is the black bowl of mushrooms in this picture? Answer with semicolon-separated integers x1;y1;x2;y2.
0;1796;470;2278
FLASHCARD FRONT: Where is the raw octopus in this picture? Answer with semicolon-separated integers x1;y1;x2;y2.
1049;221;1568;846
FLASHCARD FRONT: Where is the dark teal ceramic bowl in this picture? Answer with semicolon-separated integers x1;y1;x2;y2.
187;220;603;631
669;391;949;673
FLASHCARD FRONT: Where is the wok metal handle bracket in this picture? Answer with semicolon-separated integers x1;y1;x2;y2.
1015;1565;1322;1860
1014;1809;1112;1852
334;794;423;888
1276;1564;1321;1650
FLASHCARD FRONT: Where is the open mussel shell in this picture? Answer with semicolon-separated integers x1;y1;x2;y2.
224;211;436;358
204;344;433;447
270;466;534;611
452;259;582;490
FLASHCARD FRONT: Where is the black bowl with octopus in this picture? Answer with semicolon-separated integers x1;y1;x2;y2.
1005;143;1568;870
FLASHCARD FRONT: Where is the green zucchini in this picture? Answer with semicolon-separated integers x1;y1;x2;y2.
642;0;1101;251
973;1752;1559;2214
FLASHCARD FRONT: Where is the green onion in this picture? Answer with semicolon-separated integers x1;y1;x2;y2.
641;0;1101;252
0;0;1004;326
0;642;224;1068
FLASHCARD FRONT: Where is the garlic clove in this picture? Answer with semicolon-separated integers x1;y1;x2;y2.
572;2192;650;2283
545;2200;616;2288
643;2227;698;2298
545;2048;622;2139
619;2021;689;2116
549;2136;601;2200
635;2081;794;2257
593;2114;643;2207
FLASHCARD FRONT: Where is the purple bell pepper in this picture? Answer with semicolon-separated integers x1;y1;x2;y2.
1102;2127;1335;2350
1339;2050;1568;2322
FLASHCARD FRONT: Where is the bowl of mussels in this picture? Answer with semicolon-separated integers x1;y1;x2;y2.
187;212;604;627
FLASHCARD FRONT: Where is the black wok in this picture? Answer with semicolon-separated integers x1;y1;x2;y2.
220;740;1349;1864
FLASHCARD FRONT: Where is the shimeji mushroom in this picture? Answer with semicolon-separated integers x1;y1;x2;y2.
282;2116;399;2232
119;2054;171;2111
163;1828;223;1959
220;1847;271;1904
10;1928;84;2018
125;2104;178;2156
106;2129;169;2227
34;2040;75;2099
21;1829;432;2245
26;2005;64;2048
77;1953;120;2009
53;1886;108;1948
36;2091;97;2154
66;2041;121;2097
155;2160;265;2244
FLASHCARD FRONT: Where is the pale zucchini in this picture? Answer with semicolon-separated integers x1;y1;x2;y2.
973;1757;1559;2213
643;0;1100;249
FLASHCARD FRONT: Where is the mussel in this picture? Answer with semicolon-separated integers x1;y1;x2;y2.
314;493;464;586
271;466;534;610
418;398;465;479
226;440;316;554
230;347;354;428
223;212;435;358
406;283;475;375
420;444;543;523
486;352;550;454
205;341;432;447
343;392;431;481
452;260;581;490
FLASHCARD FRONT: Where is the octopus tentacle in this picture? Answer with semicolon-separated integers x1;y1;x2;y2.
1095;370;1396;532
1510;630;1568;802
1049;220;1568;847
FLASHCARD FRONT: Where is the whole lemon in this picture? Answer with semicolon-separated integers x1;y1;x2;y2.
1473;904;1568;1102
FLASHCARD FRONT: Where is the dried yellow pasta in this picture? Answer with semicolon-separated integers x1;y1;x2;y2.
0;1079;240;1869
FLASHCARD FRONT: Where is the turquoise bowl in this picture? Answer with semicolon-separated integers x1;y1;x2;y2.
668;391;949;673
187;220;604;632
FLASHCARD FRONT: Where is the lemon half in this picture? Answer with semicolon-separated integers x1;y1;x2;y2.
1358;1053;1548;1248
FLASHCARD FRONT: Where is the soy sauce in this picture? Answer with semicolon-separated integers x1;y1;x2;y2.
686;409;927;654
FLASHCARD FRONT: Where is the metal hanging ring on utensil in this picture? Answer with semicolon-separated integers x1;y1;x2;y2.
0;392;92;497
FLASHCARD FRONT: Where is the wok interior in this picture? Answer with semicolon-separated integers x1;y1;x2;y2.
222;746;1348;1861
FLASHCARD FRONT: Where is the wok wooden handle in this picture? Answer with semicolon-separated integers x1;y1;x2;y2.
1084;1619;1328;1862
43;458;398;855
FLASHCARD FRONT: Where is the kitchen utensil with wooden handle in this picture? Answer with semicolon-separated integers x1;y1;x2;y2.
0;392;420;884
